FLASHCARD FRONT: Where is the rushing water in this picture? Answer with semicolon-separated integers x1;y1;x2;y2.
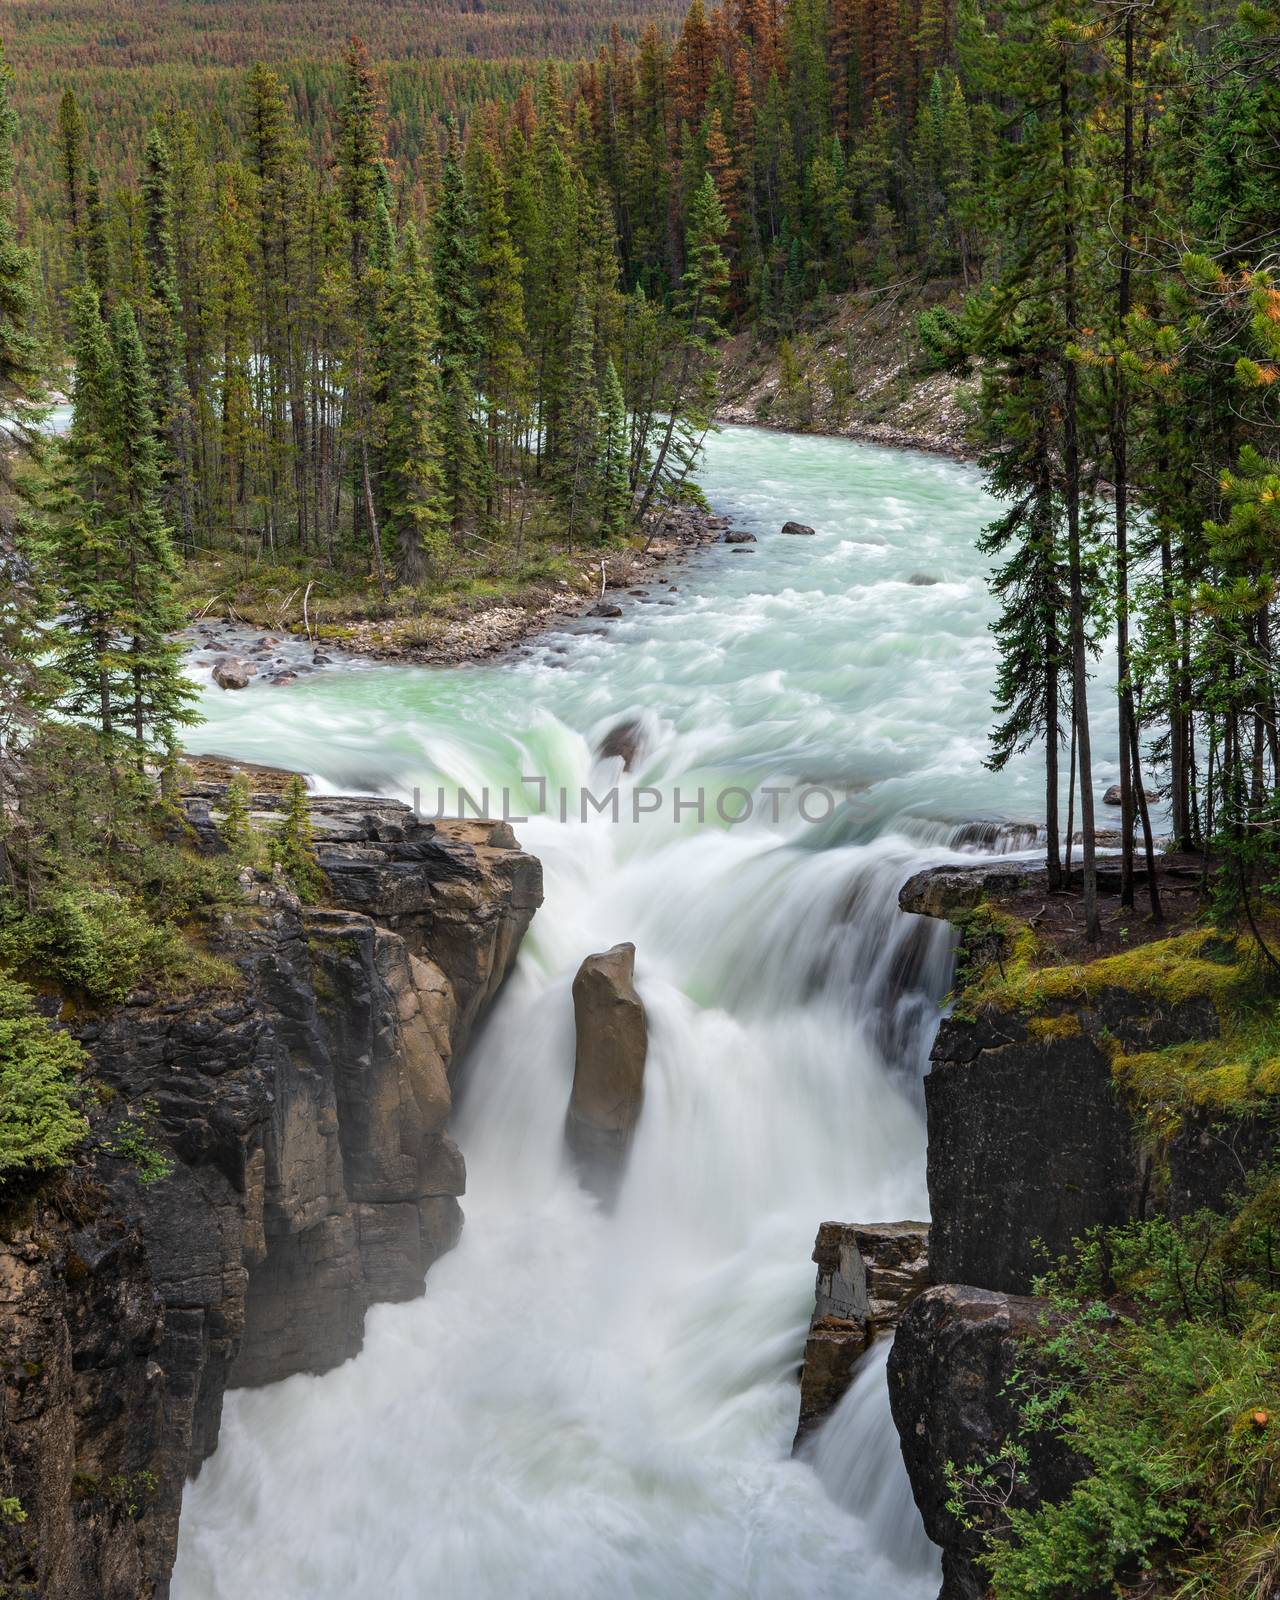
170;425;1120;1600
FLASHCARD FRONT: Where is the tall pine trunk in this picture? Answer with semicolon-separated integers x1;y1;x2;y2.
1060;57;1099;942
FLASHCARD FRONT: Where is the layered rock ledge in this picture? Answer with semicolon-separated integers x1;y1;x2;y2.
794;1220;929;1448
0;785;541;1600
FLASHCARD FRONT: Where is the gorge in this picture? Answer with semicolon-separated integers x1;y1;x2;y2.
163;422;1114;1598
5;422;1258;1599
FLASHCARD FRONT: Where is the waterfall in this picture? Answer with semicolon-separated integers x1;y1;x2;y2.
172;422;1085;1597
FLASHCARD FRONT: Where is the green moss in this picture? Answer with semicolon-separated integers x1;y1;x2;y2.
1026;1013;1083;1042
957;919;1280;1139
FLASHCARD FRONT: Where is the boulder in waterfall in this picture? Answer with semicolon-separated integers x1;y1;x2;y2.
565;943;648;1199
723;529;757;544
212;657;254;690
781;520;816;536
907;572;940;586
794;1220;929;1450
1103;782;1158;806
597;718;645;772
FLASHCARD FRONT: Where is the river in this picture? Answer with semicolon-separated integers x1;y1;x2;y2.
169;424;1121;1600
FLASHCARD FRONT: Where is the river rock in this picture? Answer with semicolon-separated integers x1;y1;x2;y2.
724;529;757;543
565;943;648;1199
794;1221;929;1448
212;657;254;690
1103;782;1158;805
588;602;624;619
781;520;816;535
907;573;940;585
597;718;645;771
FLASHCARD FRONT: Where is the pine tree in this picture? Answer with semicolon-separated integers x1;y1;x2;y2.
56;89;86;290
140;128;195;556
272;774;328;902
107;303;196;752
0;42;54;866
557;290;601;546
51;288;128;744
432;121;486;530
598;357;631;539
381;223;448;582
217;770;257;861
637;171;729;517
471;139;528;497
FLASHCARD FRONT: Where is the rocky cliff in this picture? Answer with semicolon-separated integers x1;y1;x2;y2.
0;785;541;1600
890;860;1279;1599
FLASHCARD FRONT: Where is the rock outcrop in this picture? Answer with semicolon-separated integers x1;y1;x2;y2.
564;943;648;1199
794;1220;928;1447
0;783;541;1600
888;1285;1086;1600
892;860;1277;1597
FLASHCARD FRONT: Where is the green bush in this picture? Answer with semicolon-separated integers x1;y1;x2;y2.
0;888;176;1005
957;1177;1280;1599
0;974;88;1180
914;305;972;374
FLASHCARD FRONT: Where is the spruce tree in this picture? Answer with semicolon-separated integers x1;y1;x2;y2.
382;223;448;582
557;291;601;546
108;303;196;752
598;357;632;540
432;121;486;530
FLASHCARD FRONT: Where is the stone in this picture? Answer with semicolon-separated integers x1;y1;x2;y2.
781;520;816;535
907;573;940;585
794;1221;929;1448
1103;782;1158;805
565;943;648;1199
889;1285;1086;1600
898;861;1047;920
597;718;645;772
920;963;1222;1293
588;602;623;619
723;529;757;543
212;657;254;690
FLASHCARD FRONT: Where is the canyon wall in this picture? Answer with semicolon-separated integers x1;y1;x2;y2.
0;790;541;1600
889;864;1279;1599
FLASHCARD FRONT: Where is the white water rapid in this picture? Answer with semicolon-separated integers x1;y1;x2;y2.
170;425;1123;1600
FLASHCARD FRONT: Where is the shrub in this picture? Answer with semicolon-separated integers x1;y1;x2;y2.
915;305;971;374
957;1178;1280;1599
270;774;328;903
0;973;88;1180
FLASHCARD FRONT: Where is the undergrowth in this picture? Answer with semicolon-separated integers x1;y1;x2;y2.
949;1175;1280;1600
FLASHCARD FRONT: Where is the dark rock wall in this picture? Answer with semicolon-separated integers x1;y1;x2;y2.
888;1286;1088;1600
0;799;540;1600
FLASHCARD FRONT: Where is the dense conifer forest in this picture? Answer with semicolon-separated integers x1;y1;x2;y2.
2;0;1280;1589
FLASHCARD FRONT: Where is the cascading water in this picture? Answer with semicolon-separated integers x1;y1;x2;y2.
171;425;1122;1599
